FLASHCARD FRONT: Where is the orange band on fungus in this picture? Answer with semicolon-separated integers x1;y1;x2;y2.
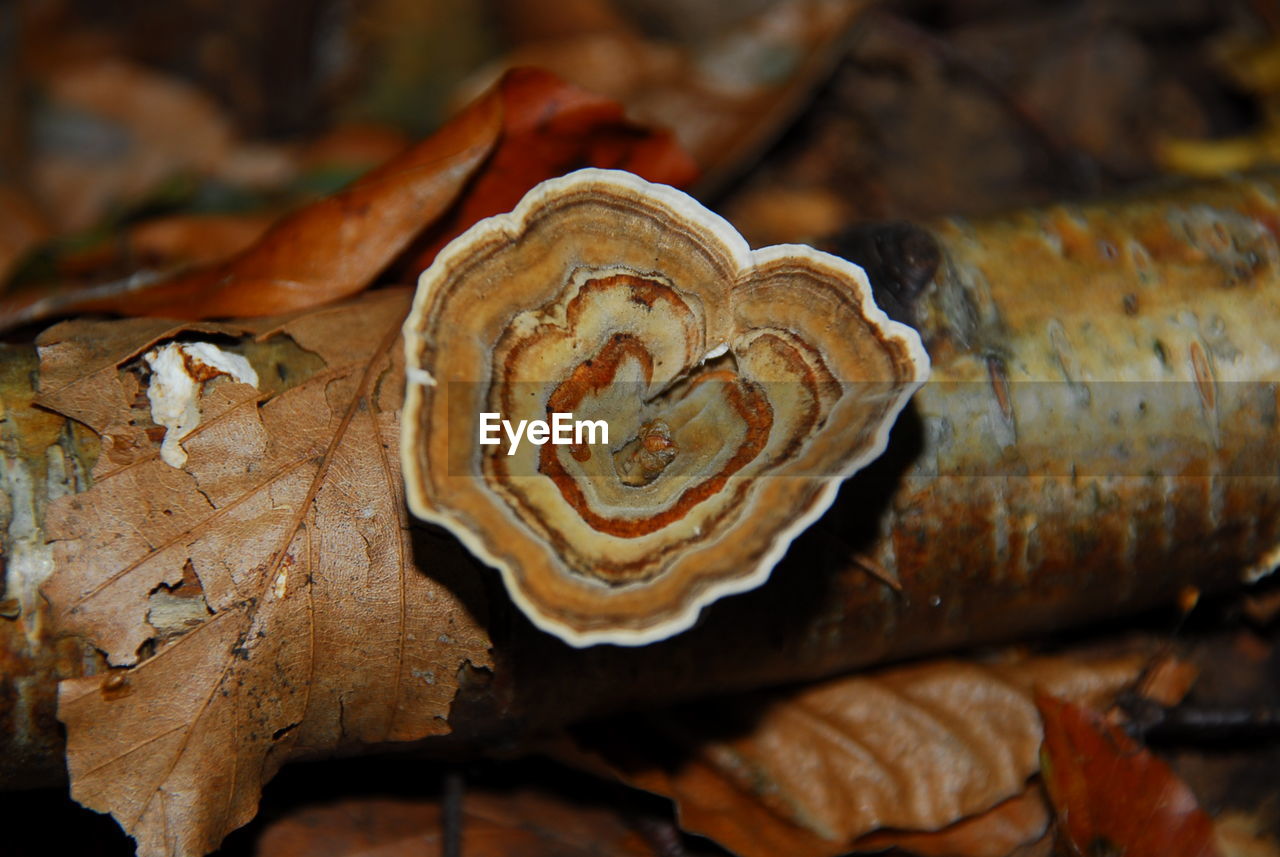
402;169;929;646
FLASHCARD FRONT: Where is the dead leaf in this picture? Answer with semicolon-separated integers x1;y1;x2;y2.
1;67;696;331
400;66;699;272
38;290;492;857
256;788;658;857
122;214;278;271
42;80;503;321
577;654;1147;857
1036;692;1223;857
0;77;499;328
298;123;413;174
854;786;1050;857
7;213;275;305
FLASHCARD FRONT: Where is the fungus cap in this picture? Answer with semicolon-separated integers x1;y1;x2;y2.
402;168;929;646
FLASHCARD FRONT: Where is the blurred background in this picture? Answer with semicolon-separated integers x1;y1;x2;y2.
4;1;1280;854
5;0;1280;285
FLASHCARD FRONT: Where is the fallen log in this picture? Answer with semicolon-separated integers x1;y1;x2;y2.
2;171;1278;793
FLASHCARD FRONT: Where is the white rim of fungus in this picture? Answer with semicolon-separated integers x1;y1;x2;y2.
402;168;931;647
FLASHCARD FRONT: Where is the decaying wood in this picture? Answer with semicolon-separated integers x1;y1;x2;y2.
3;171;1279;787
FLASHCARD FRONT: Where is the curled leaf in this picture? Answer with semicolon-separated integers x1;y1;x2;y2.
400;66;699;272
53;87;504;320
577;654;1146;857
0;67;697;330
1036;692;1223;857
853;787;1050;857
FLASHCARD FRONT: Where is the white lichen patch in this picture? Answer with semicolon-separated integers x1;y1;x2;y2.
0;424;88;644
144;342;259;468
271;570;288;600
1;454;51;643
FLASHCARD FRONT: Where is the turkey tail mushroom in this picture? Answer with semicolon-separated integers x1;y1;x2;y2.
400;169;929;646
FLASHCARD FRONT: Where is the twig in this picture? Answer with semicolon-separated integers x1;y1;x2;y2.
442;768;464;857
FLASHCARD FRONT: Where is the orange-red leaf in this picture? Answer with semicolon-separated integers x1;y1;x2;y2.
1036;692;1222;857
64;87;503;320
482;0;869;194
400;66;699;272
0;81;500;327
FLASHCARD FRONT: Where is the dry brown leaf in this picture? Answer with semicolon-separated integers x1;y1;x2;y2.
3;214;278;317
123;214;277;271
577;653;1147;857
0;78;500;329
38;290;492;857
256;788;658;857
2;67;696;331
853;786;1049;857
297;123;413;174
35;315;249;459
55;84;503;320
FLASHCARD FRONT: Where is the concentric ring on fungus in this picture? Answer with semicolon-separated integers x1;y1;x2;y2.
402;168;929;647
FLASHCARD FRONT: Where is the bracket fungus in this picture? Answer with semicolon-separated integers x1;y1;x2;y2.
401;169;929;646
